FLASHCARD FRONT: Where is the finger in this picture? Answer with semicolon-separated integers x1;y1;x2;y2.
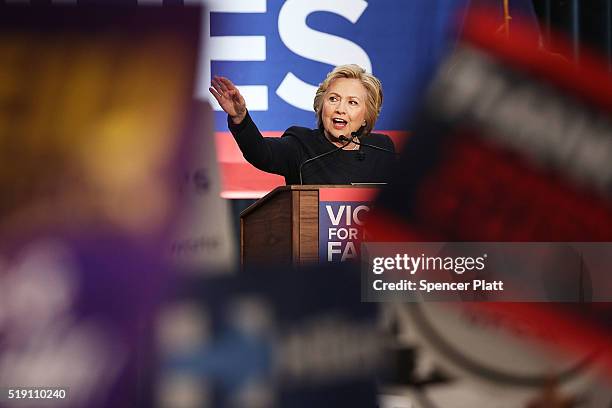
217;76;232;86
215;76;231;93
209;86;223;102
211;77;227;97
218;76;237;92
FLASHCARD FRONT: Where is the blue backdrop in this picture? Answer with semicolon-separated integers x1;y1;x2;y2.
207;0;469;132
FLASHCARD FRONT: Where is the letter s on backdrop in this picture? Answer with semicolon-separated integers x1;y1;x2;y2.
277;0;372;111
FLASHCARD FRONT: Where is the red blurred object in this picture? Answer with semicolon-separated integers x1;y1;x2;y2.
368;7;612;378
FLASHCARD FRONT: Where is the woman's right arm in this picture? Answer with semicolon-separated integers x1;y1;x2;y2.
209;76;299;175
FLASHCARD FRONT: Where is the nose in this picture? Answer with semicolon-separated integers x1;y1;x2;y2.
335;100;348;114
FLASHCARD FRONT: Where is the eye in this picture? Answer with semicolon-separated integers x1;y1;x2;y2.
349;100;358;105
329;96;338;102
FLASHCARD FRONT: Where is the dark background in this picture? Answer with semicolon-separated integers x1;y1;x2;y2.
533;0;612;67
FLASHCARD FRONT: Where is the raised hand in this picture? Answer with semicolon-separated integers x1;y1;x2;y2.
209;76;247;124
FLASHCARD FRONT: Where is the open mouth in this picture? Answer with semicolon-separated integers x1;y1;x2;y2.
332;118;347;130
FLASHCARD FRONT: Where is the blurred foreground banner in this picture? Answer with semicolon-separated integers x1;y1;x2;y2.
0;4;206;407
375;6;612;240
368;4;612;383
157;266;383;408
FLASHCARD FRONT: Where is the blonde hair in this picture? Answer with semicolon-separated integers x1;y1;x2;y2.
313;64;383;135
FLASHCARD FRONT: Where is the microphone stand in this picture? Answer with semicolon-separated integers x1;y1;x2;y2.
339;135;398;155
299;135;354;185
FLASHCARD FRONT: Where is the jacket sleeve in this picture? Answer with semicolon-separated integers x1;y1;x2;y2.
228;111;301;176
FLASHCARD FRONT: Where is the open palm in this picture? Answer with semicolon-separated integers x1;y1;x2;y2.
209;76;247;123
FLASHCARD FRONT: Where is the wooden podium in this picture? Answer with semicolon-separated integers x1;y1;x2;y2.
240;185;379;267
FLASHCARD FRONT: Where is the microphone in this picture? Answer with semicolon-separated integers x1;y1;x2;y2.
341;137;398;156
299;134;353;184
339;123;397;157
352;124;366;138
338;135;367;161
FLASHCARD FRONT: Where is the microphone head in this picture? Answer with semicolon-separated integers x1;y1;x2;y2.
351;124;366;138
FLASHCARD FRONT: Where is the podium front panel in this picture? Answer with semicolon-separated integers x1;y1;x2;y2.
241;189;293;266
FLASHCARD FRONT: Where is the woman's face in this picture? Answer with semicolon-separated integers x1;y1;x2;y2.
321;78;368;142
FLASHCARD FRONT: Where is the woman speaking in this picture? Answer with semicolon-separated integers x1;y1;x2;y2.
209;64;395;185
